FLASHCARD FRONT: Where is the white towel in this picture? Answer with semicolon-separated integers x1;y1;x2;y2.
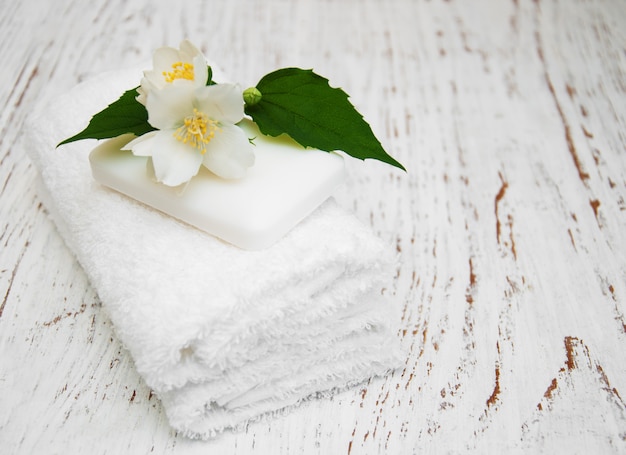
24;69;403;439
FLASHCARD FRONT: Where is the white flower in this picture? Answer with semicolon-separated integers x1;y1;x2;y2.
136;40;208;106
124;83;255;186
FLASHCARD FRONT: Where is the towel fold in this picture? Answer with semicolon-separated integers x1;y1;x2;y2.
24;69;403;438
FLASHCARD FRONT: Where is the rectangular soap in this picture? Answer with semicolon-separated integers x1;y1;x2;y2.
89;120;346;250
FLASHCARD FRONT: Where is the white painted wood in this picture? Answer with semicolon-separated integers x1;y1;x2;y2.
1;0;625;453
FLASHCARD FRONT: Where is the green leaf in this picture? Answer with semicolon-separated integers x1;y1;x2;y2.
206;66;216;86
57;87;155;147
244;68;405;171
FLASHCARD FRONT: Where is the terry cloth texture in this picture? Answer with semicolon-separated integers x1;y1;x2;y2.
24;69;403;439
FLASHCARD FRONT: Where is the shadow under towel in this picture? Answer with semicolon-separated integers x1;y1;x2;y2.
24;69;403;439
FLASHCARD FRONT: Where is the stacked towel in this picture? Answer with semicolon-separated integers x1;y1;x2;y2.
24;69;403;439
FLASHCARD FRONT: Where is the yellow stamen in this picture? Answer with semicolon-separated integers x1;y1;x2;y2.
173;109;220;154
163;61;195;83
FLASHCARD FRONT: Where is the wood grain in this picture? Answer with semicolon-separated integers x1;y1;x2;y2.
1;0;625;453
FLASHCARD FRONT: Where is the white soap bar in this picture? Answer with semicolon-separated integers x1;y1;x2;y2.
89;120;346;250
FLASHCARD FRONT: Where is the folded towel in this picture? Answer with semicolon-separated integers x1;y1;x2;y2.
24;69;403;439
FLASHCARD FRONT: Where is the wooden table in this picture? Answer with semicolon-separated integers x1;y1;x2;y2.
1;0;625;453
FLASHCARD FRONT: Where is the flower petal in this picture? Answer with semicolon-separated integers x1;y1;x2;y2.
178;39;201;62
150;131;204;186
194;84;245;124
202;123;255;179
153;46;181;74
135;84;148;106
122;131;158;156
193;54;209;87
146;84;195;130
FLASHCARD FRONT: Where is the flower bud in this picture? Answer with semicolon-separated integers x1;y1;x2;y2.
243;87;262;106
